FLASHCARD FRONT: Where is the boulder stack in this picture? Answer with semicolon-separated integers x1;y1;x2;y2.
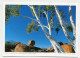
28;40;35;46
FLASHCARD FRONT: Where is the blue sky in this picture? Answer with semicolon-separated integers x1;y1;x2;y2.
5;5;76;48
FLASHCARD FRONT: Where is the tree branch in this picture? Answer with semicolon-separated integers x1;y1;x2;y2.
43;11;52;35
37;25;48;29
43;11;49;26
19;15;37;21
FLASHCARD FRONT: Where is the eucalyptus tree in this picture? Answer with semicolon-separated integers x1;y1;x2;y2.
54;6;76;52
5;5;76;53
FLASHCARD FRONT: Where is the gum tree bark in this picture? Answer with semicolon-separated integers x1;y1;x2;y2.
69;6;76;47
54;5;75;51
29;5;65;53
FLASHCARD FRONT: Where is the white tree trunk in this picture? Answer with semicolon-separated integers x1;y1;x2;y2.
46;34;64;53
44;10;59;53
30;6;65;53
54;6;75;51
69;6;76;43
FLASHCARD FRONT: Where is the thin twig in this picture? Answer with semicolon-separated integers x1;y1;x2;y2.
19;15;37;21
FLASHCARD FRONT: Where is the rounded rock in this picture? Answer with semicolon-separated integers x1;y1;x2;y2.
14;44;30;52
28;40;35;46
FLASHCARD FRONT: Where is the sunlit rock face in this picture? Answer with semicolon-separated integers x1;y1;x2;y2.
58;41;75;53
48;46;54;52
14;42;21;45
61;43;75;53
48;42;75;53
14;44;30;52
28;40;35;46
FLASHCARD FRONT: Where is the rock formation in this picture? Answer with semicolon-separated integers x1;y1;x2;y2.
14;44;30;52
61;43;75;53
48;46;54;52
48;42;75;53
28;40;35;46
58;41;63;45
5;40;75;53
14;42;21;45
29;46;42;51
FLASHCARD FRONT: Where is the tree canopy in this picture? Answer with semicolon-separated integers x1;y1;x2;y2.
5;5;73;35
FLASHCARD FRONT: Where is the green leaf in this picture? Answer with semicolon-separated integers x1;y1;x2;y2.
30;8;35;16
39;5;41;10
45;5;53;11
5;5;21;23
59;10;65;18
26;28;31;33
66;25;73;32
57;22;61;27
39;10;42;18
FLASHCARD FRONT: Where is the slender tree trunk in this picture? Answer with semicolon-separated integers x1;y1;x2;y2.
44;10;59;53
30;6;65;53
45;34;64;53
50;40;59;53
54;5;75;51
69;6;76;45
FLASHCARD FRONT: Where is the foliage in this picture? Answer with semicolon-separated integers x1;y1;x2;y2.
26;21;39;33
5;6;11;23
57;22;61;27
5;5;21;23
57;21;73;33
59;10;65;18
5;41;16;52
66;25;73;32
5;5;73;35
